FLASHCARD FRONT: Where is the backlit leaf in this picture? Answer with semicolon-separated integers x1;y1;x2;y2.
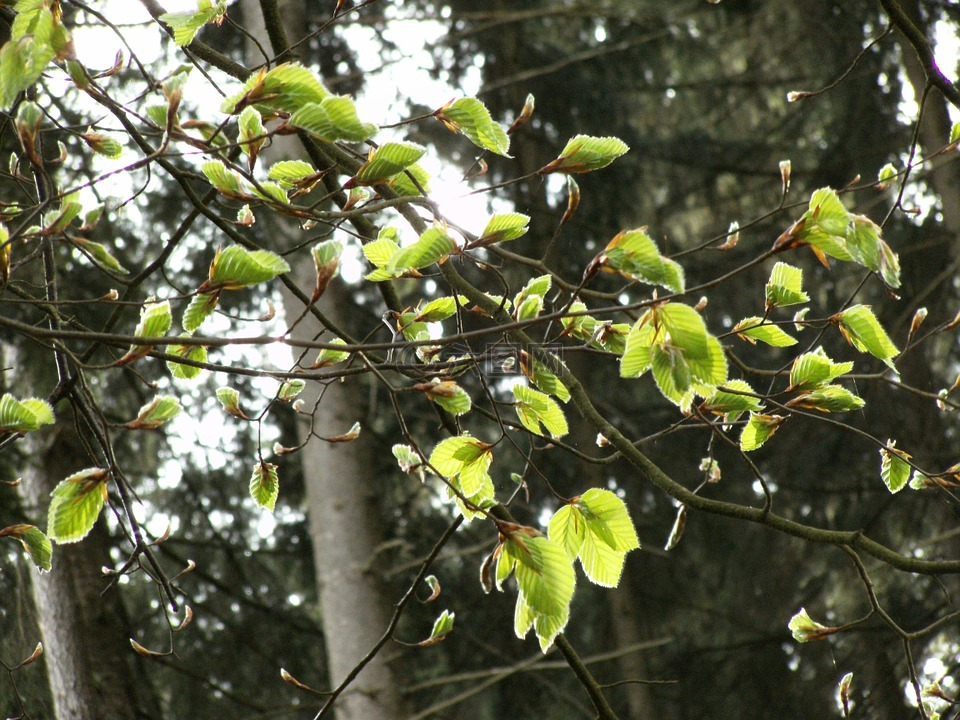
733;317;798;347
350;141;426;187
0;394;54;433
834;305;899;369
540;134;629;174
513;384;568;438
880;441;911;494
740;413;785;452
250;461;279;511
764;262;809;308
208;245;290;289
125;395;182;429
0;524;51;571
789;348;853;390
436;97;511;157
48;468;109;544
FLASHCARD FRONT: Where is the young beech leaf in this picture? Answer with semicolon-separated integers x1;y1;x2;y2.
733;317;798;347
167;338;208;380
833;305;899;369
277;379;305;402
417;380;472;416
206;245;290;290
180;292;217;335
597;228;685;293
429;434;493;497
159;0;227;47
740;413;785;452
311;240;342;299
0;394;54;433
786;385;864;413
71;237;129;274
701;380;764;418
506;533;576;619
250;461;279;511
288;95;376;143
471;212;531;249
385;224;458;276
788;348;854;391
117;299;172;365
48;468;109;544
221;62;329;115
880;441;911;494
419;609;455;647
620;320;661;379
548;504;586;560
578;489;640;553
387;162;432;197
124;395;182;429
788;607;839;642
0;524;52;572
435;97;511;156
765;262;809;309
216;386;248;419
520;352;570;403
539;134;629;174
268;160;318;189
312;338;349;368
348;141;426;187
513;384;569;438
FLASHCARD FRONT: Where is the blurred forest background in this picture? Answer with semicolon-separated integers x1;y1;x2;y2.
3;1;960;719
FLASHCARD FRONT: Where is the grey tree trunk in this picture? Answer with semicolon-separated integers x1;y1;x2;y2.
240;3;407;718
17;412;161;720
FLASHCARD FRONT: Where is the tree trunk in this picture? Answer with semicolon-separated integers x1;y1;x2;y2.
240;3;408;718
18;418;161;720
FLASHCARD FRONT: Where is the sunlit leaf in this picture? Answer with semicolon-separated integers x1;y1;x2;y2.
159;0;226;46
600;228;685;293
249;461;279;511
0;524;52;571
167;338;208;380
764;262;809;308
124;395;182;429
880;441;911;494
740;413;785;452
48;468;109;544
788;607;838;642
208;245;290;290
436;97;511;156
349;141;426;187
733;317;797;347
833;305;899;369
0;394;54;433
513;384;568;438
788;348;854;391
540;134;629;174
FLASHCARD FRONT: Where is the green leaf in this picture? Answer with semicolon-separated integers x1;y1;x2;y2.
513;275;551;321
288;95;377;143
507;534;576;618
47;468;109;544
429;435;493;497
70;237;128;274
81;131;123;159
0;524;51;572
208;245;290;289
733;317;798;347
45;192;82;235
0;1;68;109
424;380;472;416
125;395;182;429
436;97;511;156
250;461;279;511
385;224;457;275
578;530;627;588
659;303;709;361
789;348;854;391
237;105;264;159
764;262;809;308
422;609;455;646
473;212;530;248
521;353;571;403
514;591;536;639
311;239;343;298
651;345;692;404
278;379;305;402
159;0;226;46
167;339;208;380
880;441;911;494
120;299;172;364
312;338;350;368
350;141;426;187
267;160;318;188
834;305;899;369
531;599;570;652
952;121;960;145
788;385;864;413
0;394;54;433
201;160;246;198
182;292;219;334
578;488;640;553
878;163;897;185
221;62;329;115
600;228;685;293
702;380;764;416
216;386;247;419
251;180;289;205
540;134;629;174
386;162;432;197
363;229;400;269
416;296;465;323
805;187;850;239
548;504;586;561
740;413;785;452
513;384;569;438
620;319;660;379
788;607;838;642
